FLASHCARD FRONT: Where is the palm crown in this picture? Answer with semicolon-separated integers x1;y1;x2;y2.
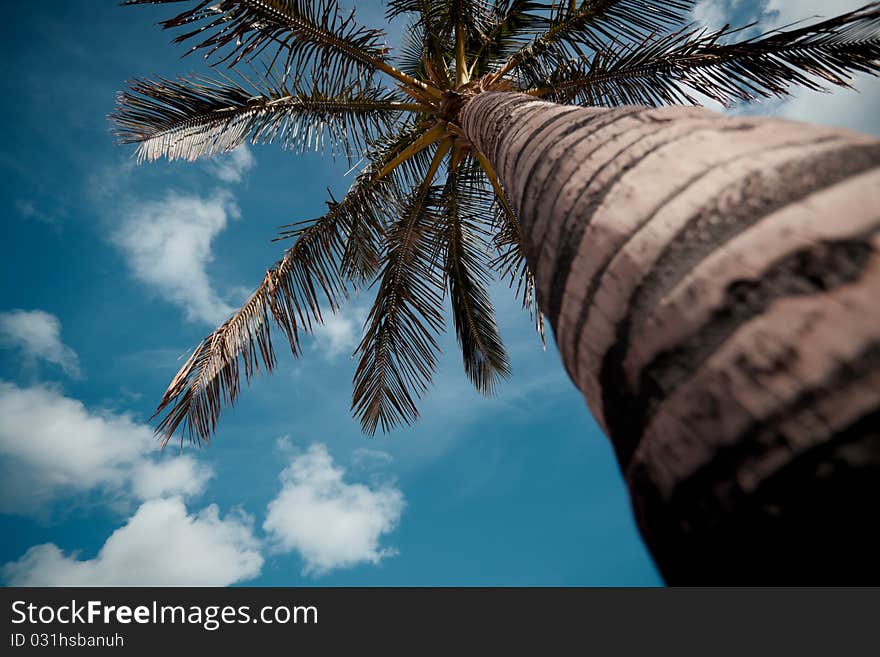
112;0;880;444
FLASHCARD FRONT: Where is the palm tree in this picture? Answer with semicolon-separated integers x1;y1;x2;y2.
113;1;880;583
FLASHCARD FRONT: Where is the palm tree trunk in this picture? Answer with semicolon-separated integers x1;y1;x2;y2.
461;92;880;584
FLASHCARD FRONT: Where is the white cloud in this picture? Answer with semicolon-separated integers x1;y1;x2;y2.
2;498;262;586
130;456;214;502
312;305;365;360
692;0;745;29
0;381;213;514
0;382;146;506
0;309;81;378
206;145;256;183
351;448;394;470
112;191;239;326
275;434;295;453
264;444;404;576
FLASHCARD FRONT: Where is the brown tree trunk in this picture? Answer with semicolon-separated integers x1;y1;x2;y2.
461;92;880;584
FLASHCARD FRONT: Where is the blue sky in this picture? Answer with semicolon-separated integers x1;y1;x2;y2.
1;0;877;586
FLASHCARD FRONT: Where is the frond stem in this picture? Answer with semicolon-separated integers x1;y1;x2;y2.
474;150;520;236
371;57;446;99
377;123;448;180
425;138;453;186
487;1;626;83
392;102;435;112
456;19;470;86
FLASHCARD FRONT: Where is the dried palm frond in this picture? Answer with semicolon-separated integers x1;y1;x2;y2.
154;206;347;446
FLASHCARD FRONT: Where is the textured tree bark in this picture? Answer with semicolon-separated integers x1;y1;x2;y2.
461;92;880;584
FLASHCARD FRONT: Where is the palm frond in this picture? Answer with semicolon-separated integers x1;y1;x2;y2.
474;150;545;345
125;0;388;86
352;141;451;435
153;123;443;445
388;0;449;78
532;3;880;107
493;0;693;81
378;122;449;178
390;0;496;82
277;119;437;280
366;119;439;195
390;0;494;36
470;0;546;75
490;205;545;347
396;17;451;83
443;156;511;393
386;0;442;23
112;72;418;163
125;0;445;96
155;202;353;446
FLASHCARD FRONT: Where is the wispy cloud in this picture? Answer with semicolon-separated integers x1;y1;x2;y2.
351;448;394;471
112;190;239;325
14;199;62;225
0;309;81;378
312;305;366;360
2;498;262;586
0;381;213;515
264;444;404;576
205;145;256;183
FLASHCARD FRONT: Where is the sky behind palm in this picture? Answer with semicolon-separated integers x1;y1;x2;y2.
1;0;877;586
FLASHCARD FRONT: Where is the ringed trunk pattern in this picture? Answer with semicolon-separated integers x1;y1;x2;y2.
461;92;880;584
